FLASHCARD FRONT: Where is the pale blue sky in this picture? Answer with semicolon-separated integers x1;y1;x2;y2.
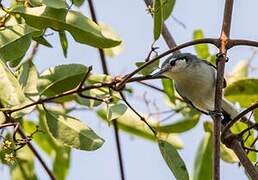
2;0;258;179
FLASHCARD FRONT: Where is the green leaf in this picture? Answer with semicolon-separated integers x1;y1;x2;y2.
107;103;127;121
97;109;184;149
75;89;106;108
38;64;89;96
45;110;104;151
11;146;37;180
162;78;175;103
0;111;5;124
154;0;163;40
227;60;249;84
53;147;71;180
231;121;257;162
59;31;68;57
29;0;67;9
23;120;54;155
220;144;238;163
0;60;26;107
12;6;121;48
87;74;113;84
192;132;212;180
38;108;63;149
156;114;200;133
32;36;52;47
193;29;210;59
101;24;123;58
224;79;258;107
135;59;160;75
158;140;189;180
254;109;258;123
0;24;36;64
72;0;85;7
163;0;176;20
14;60;39;116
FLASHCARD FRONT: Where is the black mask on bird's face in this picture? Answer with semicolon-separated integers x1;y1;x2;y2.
152;53;196;77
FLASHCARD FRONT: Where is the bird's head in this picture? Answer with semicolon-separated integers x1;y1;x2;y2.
152;53;197;77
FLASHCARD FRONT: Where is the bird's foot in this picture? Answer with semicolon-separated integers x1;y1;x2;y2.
209;110;223;118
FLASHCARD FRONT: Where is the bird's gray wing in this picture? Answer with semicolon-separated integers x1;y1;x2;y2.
175;86;209;115
201;59;227;88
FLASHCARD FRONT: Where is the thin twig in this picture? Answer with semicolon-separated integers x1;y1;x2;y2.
222;102;258;138
138;81;165;93
3;83;111;114
116;38;219;89
246;136;258;155
119;92;156;135
78;93;106;103
17;128;56;180
77;66;92;90
87;1;125;180
143;0;178;50
237;124;258;138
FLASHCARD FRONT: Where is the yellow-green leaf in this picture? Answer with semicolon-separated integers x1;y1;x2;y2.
158;140;189;180
59;31;68;58
156;114;200;133
46;111;104;151
193;29;210;59
38;64;89;96
192;132;212;180
154;0;163;40
0;60;26;107
0;24;36;65
107;103;127;121
11;5;121;48
224;79;258;107
163;0;176;20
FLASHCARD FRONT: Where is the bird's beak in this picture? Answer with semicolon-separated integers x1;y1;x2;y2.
152;68;167;78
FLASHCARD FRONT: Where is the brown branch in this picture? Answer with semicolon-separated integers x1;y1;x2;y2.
116;38;219;90
230;139;258;179
143;0;178;49
17;127;56;180
28;42;39;60
4;83;111;114
127;75;166;83
228;39;258;49
214;2;258;179
212;0;235;179
87;1;125;180
222;102;258;139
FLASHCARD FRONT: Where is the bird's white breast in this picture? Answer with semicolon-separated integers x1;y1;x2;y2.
168;61;216;113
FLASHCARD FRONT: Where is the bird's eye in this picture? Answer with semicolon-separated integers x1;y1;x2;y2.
181;57;188;61
170;60;176;66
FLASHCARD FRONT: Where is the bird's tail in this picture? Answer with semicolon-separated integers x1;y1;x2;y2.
221;99;239;125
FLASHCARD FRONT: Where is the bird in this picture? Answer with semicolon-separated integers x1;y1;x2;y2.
152;53;238;124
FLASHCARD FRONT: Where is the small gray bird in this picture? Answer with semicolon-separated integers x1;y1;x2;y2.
153;53;238;124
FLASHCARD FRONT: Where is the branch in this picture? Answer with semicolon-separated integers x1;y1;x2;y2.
116;38;219;89
143;0;178;49
221;102;258;139
119;92;157;135
17;127;56;180
4;83;111;114
228;39;258;49
137;81;165;93
87;1;125;180
212;0;235;179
